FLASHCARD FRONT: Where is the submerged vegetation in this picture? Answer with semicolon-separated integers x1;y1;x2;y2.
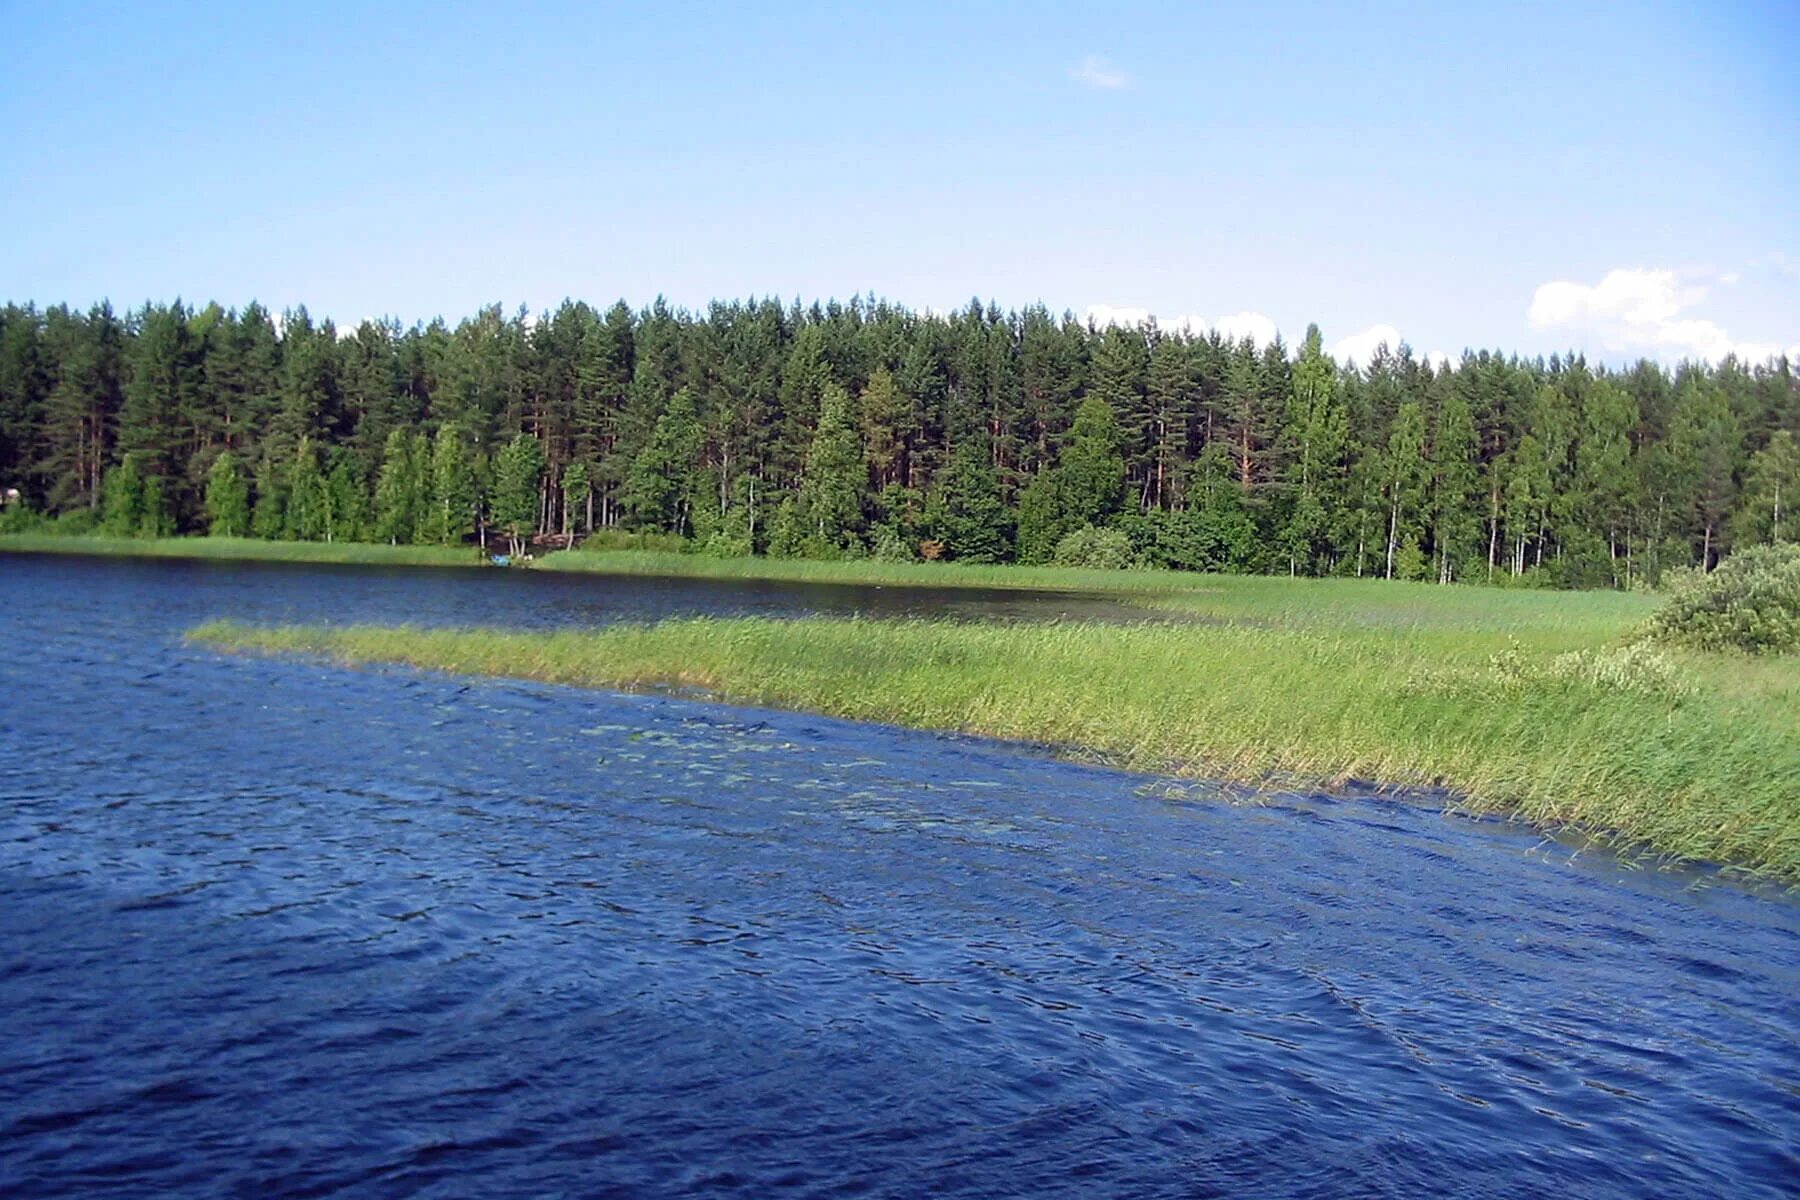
191;574;1799;880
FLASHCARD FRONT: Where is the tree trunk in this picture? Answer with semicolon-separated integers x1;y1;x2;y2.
1385;500;1398;580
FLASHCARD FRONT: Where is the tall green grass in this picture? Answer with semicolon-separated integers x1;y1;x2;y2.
0;534;487;568
190;602;1800;880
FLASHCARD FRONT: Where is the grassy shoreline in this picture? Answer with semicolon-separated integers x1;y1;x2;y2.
190;598;1799;880
0;533;487;568
533;548;1234;594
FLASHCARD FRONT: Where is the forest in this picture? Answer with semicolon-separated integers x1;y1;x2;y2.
0;295;1794;586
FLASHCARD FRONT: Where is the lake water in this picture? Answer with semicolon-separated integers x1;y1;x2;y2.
2;552;1796;1198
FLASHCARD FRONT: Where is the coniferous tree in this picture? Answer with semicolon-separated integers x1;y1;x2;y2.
1282;327;1348;574
623;387;704;535
925;437;1012;562
784;383;865;557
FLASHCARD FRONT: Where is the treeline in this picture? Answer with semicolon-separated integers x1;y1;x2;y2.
0;296;1795;584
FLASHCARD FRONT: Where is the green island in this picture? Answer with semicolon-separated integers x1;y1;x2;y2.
190;557;1800;882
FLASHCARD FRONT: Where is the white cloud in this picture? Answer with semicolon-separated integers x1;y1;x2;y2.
1085;303;1154;329
1424;349;1454;370
1070;55;1128;90
1329;324;1403;367
1527;267;1797;364
1213;310;1279;348
1084;304;1277;346
1083;304;1207;336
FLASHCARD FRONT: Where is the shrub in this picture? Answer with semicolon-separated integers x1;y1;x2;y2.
577;529;691;554
1647;544;1800;653
870;526;916;562
1052;525;1135;571
53;508;100;536
0;503;48;534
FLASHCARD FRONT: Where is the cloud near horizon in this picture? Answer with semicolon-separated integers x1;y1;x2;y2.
1069;55;1128;90
1084;304;1271;346
1084;306;1453;369
1527;267;1797;364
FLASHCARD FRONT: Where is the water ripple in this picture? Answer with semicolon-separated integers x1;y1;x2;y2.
0;554;1796;1197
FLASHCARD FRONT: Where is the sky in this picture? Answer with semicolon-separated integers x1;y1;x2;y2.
2;0;1796;366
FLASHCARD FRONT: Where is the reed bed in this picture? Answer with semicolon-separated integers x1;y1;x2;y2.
191;606;1800;880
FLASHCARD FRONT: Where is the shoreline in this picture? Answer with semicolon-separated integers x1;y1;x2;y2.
0;534;488;569
186;614;1800;882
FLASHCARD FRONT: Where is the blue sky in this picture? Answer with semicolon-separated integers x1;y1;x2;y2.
3;1;1795;364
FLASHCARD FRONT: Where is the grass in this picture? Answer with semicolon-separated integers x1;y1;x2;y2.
539;545;1363;595
0;533;488;568
189;575;1800;881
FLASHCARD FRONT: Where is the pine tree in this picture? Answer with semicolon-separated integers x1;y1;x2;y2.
925;437;1012;562
786;383;865;556
623;387;704;535
860;366;913;491
1669;377;1743;569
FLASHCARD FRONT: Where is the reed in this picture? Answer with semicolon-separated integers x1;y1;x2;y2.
190;595;1799;879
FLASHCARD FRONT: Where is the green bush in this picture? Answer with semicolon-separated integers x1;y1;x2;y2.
1051;525;1135;570
577;529;691;554
1648;543;1800;653
0;503;48;534
53;508;100;536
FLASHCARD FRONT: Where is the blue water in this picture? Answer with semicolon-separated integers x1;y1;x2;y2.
1;553;1796;1198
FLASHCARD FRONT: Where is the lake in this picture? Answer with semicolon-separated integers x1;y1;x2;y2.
2;552;1795;1197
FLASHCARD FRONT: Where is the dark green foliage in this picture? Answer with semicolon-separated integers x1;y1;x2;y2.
778;384;865;558
1648;543;1800;653
623;387;704;535
0;294;1793;585
925;439;1013;562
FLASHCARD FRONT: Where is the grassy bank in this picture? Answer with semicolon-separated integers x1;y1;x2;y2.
190;586;1800;879
0;534;486;568
534;546;1226;593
